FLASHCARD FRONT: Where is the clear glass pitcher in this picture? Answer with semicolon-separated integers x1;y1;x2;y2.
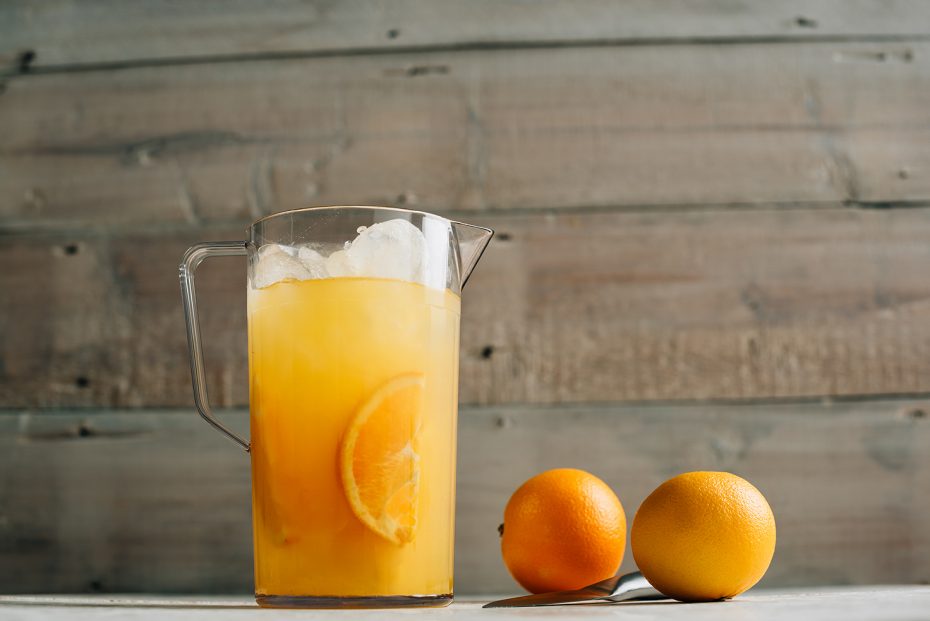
179;206;492;608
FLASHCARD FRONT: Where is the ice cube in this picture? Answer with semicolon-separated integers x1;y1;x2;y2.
341;219;426;282
324;248;352;277
252;219;430;288
252;244;312;288
297;246;329;278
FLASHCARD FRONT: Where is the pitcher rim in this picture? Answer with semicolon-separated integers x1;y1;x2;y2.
249;205;491;235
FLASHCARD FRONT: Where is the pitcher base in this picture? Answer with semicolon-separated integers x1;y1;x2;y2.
256;593;453;609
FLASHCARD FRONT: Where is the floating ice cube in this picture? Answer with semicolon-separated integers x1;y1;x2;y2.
252;244;312;289
297;246;329;278
340;219;426;282
252;219;429;288
324;248;352;277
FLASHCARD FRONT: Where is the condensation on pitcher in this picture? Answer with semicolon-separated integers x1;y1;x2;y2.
251;219;432;290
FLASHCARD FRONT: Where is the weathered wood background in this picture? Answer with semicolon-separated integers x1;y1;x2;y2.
1;0;929;594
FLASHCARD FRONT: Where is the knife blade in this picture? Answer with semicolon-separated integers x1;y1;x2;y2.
483;571;666;608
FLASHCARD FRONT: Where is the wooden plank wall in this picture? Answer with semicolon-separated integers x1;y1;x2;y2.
1;1;929;594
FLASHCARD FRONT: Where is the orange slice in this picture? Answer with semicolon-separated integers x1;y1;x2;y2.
340;373;425;544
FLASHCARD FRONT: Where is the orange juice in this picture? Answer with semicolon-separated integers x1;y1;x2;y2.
247;276;460;600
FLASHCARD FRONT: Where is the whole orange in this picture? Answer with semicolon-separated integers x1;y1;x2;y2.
631;471;776;602
500;468;626;594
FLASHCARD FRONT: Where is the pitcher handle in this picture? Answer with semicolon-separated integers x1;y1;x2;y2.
179;241;250;452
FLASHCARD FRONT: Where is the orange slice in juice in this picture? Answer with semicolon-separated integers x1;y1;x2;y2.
341;373;425;544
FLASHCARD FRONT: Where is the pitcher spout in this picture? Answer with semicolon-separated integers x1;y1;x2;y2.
451;220;493;288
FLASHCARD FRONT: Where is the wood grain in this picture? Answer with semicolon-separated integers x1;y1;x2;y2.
3;41;930;229
2;0;928;602
2;1;929;72
0;227;247;409
464;207;930;405
3;207;930;408
1;399;927;593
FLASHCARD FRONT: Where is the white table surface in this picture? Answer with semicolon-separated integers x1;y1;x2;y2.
2;587;930;620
